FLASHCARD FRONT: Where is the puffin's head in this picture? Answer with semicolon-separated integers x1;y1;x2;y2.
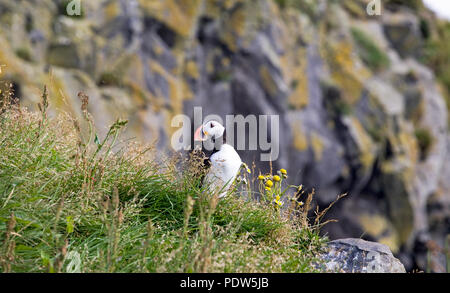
194;120;225;142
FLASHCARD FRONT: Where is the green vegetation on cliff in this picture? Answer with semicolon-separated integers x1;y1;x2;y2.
423;21;450;124
351;28;390;71
0;90;326;273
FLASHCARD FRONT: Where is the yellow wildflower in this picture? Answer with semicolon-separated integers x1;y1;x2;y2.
265;186;271;191
280;169;287;175
265;180;273;188
242;163;251;174
258;175;265;181
273;175;281;182
275;195;280;201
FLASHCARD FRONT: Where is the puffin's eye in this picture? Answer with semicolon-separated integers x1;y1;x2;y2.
210;123;215;128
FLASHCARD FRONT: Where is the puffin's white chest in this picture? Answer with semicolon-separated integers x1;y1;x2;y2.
205;144;242;197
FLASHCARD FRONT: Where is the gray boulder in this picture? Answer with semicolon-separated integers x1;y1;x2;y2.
319;238;406;273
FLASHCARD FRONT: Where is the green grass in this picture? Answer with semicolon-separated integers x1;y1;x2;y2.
273;0;318;20
97;72;122;87
0;89;327;273
15;48;33;63
414;127;434;161
386;0;423;11
351;27;390;72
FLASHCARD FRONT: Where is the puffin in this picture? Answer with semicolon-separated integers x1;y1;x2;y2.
194;120;242;198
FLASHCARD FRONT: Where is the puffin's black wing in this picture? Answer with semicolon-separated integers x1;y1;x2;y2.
195;144;223;189
191;126;224;188
197;148;214;188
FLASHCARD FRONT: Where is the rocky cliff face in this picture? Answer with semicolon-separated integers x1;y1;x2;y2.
0;0;448;271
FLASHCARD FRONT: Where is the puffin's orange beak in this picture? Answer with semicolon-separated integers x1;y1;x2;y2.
194;125;207;141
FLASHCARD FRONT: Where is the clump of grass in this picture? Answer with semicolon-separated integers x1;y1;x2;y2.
386;0;423;11
351;27;390;72
414;127;434;161
0;87;339;272
342;0;367;18
15;48;33;63
97;72;122;87
273;0;319;20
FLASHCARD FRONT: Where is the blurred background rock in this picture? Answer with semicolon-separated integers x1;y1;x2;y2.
0;0;449;272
